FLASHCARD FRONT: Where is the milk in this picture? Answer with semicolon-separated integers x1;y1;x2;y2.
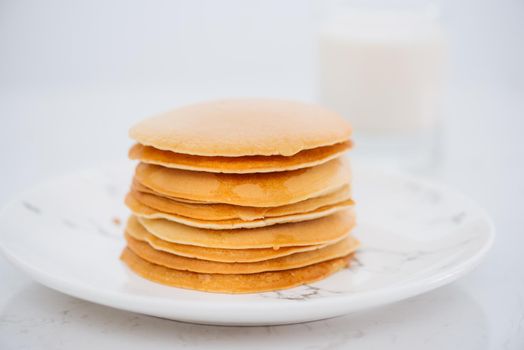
318;6;448;170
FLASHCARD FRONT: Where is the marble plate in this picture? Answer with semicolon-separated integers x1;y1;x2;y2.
0;163;494;326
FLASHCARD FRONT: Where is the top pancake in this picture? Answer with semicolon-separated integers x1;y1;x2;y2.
129;99;352;157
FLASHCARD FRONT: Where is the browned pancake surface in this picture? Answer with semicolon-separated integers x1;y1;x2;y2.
129;99;352;157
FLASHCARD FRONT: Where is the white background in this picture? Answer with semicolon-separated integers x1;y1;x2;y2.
1;0;523;349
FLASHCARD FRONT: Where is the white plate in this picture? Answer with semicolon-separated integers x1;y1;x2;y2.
0;163;494;326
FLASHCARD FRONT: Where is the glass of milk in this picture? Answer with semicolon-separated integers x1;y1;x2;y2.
318;1;448;172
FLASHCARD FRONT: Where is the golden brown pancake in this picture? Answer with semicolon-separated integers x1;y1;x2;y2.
134;209;356;249
129;182;352;221
134;158;350;207
126;233;359;274
126;219;337;262
129;141;352;173
129;99;352;157
126;191;354;230
121;247;353;293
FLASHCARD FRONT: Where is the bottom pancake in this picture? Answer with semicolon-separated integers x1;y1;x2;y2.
125;232;359;274
121;248;353;293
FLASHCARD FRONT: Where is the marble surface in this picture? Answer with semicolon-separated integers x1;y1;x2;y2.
1;85;523;348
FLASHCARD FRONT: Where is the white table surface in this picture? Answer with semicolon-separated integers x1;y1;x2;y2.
0;85;523;349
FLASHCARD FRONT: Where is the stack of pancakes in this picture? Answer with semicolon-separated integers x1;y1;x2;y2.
121;99;358;293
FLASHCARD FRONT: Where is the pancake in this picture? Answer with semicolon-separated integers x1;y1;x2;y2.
129;99;352;157
126;218;336;262
134;209;356;249
126;191;354;229
126;233;359;274
129;182;352;221
129;141;352;173
134;158;350;207
121;247;353;293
